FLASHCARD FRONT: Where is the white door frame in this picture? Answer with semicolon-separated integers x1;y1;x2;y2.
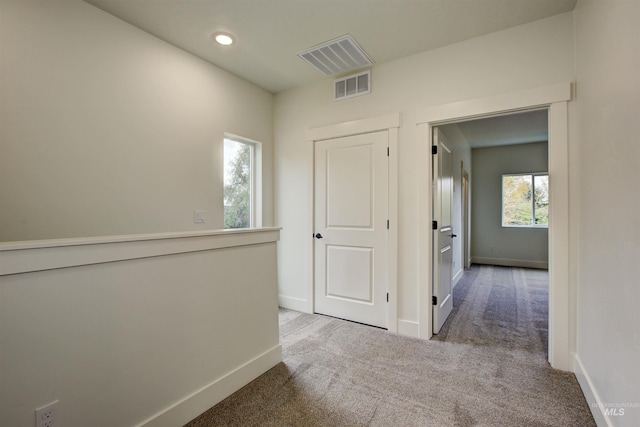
416;83;572;371
306;114;400;332
462;165;470;270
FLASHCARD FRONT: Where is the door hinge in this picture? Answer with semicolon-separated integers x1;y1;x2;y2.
387;219;389;229
432;220;437;230
432;145;437;155
387;147;390;156
387;293;389;303
432;296;437;305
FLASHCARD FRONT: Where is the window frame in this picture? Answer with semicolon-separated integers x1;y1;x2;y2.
501;172;549;228
223;133;262;229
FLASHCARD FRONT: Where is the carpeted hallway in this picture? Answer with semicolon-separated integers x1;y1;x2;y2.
185;265;595;426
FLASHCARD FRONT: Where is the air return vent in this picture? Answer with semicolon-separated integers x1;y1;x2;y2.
334;70;371;101
298;34;374;76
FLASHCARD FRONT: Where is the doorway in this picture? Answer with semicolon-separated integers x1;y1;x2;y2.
434;111;550;348
313;130;389;328
417;83;572;370
307;114;400;332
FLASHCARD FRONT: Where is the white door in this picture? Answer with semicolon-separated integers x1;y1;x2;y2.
314;131;389;329
433;128;454;334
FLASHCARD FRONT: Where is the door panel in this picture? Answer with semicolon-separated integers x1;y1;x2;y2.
315;131;388;328
326;246;373;302
327;144;373;228
433;128;454;334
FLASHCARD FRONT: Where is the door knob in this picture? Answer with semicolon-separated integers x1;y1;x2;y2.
450;234;457;238
314;233;323;239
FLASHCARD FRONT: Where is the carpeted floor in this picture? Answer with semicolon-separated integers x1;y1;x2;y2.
432;265;549;356
185;265;595;426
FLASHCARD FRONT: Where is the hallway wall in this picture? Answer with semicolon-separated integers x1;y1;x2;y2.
274;13;575;329
573;1;640;425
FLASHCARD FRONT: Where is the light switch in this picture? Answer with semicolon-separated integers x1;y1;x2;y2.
194;210;206;223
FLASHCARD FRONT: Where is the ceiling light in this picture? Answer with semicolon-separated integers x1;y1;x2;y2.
213;33;234;46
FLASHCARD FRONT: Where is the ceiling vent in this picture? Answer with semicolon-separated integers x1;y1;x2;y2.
334;70;371;101
298;34;374;76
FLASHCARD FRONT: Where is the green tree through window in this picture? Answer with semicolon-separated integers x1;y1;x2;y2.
502;174;548;227
224;139;252;228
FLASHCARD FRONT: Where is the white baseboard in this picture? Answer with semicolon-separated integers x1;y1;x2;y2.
138;344;282;427
278;294;310;313
574;354;610;427
452;268;464;289
472;257;548;270
397;319;420;338
397;271;462;339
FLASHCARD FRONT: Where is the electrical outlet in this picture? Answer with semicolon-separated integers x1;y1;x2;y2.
194;210;206;223
490;246;494;253
35;400;58;427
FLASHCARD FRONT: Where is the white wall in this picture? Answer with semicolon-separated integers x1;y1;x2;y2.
0;229;281;427
471;142;549;269
436;124;472;283
274;12;575;327
0;0;274;242
573;1;640;425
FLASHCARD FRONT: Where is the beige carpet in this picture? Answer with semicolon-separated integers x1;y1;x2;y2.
185;265;595;426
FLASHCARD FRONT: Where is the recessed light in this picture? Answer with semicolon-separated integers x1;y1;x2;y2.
213;32;234;46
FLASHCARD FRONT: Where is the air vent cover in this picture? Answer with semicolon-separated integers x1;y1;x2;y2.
298;34;374;76
334;70;371;101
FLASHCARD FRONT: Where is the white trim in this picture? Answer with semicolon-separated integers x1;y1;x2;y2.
417;122;433;340
397;319;420;338
278;295;309;312
471;257;548;270
416;83;571;125
387;126;399;332
138;345;282;427
416;83;573;371
307;113;400;141
547;100;571;371
307;113;400;332
574;354;610;427
452;268;464;289
0;228;281;276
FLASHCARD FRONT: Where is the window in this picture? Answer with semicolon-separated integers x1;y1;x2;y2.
223;135;261;229
502;173;548;227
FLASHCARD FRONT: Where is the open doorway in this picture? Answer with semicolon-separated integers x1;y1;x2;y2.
416;83;572;370
432;110;550;355
431;110;549;329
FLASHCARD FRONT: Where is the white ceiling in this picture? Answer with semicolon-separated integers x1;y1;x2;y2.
447;109;549;148
84;0;577;94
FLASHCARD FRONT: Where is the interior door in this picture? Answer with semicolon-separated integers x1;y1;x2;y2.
433;127;454;334
314;130;389;329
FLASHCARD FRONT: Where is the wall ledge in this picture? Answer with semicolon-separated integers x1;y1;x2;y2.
0;228;281;276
